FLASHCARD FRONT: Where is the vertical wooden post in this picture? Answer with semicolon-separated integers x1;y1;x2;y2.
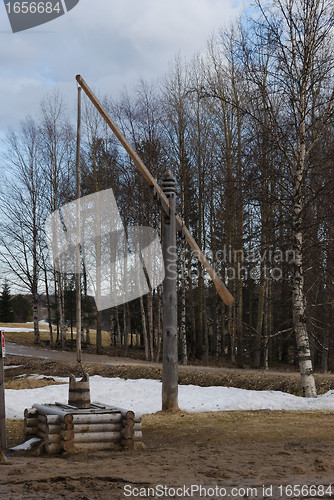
161;170;179;410
76;85;82;365
0;332;6;452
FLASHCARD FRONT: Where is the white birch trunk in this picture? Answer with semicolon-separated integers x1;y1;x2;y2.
180;235;187;365
115;306;121;346
56;272;66;348
292;113;317;397
147;291;154;361
33;291;39;345
140;296;149;361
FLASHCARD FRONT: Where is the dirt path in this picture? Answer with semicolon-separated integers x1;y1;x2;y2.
5;343;309;376
7;343;334;397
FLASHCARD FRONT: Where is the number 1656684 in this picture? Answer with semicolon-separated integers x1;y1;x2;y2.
5;2;62;15
278;484;333;497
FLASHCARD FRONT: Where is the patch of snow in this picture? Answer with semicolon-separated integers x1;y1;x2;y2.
10;437;41;451
4;376;334;420
1;327;50;333
24;320;52;326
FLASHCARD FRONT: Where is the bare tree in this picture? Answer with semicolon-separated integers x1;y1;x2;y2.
161;55;192;363
244;0;334;395
0;118;45;343
40;91;75;348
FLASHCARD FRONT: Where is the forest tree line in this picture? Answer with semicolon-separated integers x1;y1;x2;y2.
0;0;333;379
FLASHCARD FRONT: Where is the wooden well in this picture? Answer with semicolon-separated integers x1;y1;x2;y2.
23;402;142;453
68;373;91;409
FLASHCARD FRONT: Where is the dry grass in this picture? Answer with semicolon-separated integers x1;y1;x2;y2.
1;323;51;345
0;323;45;330
5;376;66;390
6;420;24;448
6;411;334;451
142;410;334;446
0;322;137;348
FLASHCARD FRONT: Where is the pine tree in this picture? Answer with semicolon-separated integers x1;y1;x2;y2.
0;281;14;323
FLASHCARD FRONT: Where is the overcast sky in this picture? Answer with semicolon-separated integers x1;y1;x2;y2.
0;0;244;139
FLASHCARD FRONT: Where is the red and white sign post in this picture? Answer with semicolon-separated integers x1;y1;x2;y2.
0;331;6;452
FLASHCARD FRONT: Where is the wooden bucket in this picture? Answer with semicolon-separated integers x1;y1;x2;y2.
68;373;91;409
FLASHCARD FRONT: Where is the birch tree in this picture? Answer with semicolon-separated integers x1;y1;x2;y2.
245;0;334;395
40;91;75;348
0;118;45;343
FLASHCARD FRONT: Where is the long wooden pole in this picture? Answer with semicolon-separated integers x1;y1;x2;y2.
161;171;178;410
75;85;82;364
75;75;234;306
0;332;6;452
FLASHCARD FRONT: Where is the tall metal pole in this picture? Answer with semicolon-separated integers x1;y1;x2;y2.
0;332;6;452
161;171;178;410
76;86;82;365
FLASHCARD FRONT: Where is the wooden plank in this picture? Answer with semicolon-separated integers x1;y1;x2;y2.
37;422;61;434
73;442;119;451
76;75;234;306
32;404;73;423
38;414;61;425
69;432;121;443
92;402;134;420
54;402;78;410
71;413;122;424
65;423;122;433
37;432;61;443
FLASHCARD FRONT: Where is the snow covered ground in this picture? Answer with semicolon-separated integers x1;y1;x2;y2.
1;327;50;333
5;375;334;419
1;321;55;333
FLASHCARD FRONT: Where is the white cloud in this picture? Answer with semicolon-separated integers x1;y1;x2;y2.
0;0;244;134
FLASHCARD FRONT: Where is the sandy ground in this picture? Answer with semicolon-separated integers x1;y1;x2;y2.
2;349;334;499
1;440;334;499
2;410;334;500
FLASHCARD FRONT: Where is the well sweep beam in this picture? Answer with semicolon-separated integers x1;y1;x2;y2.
76;75;234;306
